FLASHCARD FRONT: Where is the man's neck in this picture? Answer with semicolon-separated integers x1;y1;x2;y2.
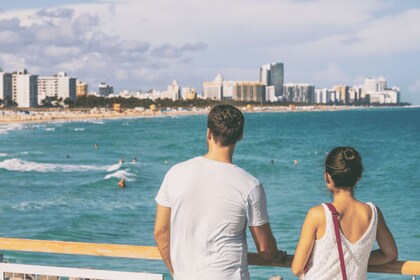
204;145;235;164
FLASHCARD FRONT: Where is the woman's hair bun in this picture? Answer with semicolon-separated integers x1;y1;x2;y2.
343;148;356;161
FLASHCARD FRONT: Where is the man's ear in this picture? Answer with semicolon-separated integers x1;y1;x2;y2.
207;128;212;140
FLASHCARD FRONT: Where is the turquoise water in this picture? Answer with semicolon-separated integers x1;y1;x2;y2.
0;108;419;279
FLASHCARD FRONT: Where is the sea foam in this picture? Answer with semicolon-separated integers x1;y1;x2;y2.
0;158;115;173
104;169;136;181
0;124;24;134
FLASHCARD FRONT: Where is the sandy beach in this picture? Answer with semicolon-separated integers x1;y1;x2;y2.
0;105;387;125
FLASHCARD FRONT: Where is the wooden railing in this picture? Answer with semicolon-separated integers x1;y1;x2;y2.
0;237;419;277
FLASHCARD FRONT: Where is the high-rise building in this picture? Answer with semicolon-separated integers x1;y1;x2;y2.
230;81;265;103
333;85;349;104
181;87;197;100
12;69;38;108
364;78;377;92
204;74;265;103
260;63;284;97
98;83;114;96
167;80;181;101
38;72;76;104
283;83;315;103
377;76;387;91
363;77;399;104
0;69;13;105
203;74;224;100
76;80;88;96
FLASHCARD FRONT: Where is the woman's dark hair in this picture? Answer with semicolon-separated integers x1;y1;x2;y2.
207;104;244;146
325;147;363;189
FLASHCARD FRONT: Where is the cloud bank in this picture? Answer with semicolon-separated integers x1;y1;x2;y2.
0;0;419;103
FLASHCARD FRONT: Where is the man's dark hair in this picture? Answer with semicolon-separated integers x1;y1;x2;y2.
207;104;244;146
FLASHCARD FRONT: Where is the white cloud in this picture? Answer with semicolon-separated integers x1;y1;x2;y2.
0;5;207;90
408;80;420;93
0;0;419;104
311;63;349;86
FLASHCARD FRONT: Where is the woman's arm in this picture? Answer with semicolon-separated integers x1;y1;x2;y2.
368;207;398;265
291;206;321;277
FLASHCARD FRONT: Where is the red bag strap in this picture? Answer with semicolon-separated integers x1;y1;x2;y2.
325;203;348;280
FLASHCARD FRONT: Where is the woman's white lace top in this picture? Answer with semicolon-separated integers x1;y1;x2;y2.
302;203;378;280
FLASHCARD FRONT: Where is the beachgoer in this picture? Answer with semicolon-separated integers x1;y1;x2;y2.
154;104;286;279
119;158;124;165
118;178;126;188
131;157;138;163
292;147;398;279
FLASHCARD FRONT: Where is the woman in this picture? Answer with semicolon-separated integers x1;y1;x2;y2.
292;147;397;279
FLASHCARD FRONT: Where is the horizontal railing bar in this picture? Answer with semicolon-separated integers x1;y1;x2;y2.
0;263;163;280
0;237;419;276
247;253;420;276
0;237;161;260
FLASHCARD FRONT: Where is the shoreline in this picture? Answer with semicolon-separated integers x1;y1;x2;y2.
0;105;417;125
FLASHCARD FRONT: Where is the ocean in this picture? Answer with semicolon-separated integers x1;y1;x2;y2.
0;107;419;279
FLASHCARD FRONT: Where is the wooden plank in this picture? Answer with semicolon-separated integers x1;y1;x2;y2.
0;238;419;276
247;252;420;276
0;238;161;260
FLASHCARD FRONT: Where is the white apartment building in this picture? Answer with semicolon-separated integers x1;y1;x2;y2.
167;80;181;101
203;74;265;102
12;69;38;108
363;77;399;104
0;69;13;104
38;72;76;104
203;74;224;100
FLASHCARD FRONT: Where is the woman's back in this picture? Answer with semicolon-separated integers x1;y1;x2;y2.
292;147;398;279
303;202;378;280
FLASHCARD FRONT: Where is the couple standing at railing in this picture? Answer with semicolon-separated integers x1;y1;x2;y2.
154;104;398;280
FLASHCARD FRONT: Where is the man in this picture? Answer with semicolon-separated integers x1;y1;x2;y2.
154;104;285;279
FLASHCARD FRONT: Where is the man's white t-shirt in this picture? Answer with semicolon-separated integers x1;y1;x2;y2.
155;156;269;280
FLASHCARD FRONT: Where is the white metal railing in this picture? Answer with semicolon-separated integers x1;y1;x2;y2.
0;263;163;280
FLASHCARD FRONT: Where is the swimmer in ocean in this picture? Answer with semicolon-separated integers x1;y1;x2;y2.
118;178;126;188
132;157;138;163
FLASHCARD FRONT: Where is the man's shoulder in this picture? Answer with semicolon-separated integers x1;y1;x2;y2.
230;164;260;185
166;157;201;174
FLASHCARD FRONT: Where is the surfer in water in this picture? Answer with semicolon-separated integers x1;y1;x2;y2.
118;177;126;188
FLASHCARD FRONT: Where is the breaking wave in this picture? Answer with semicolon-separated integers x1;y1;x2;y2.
0;124;25;134
0;158;115;173
104;169;136;181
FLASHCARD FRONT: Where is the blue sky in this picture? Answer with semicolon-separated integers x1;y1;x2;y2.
1;0;420;104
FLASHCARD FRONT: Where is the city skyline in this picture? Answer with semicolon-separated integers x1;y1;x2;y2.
1;0;419;104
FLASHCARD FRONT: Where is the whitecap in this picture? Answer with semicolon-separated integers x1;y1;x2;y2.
107;163;122;172
0;124;24;134
104;169;136;181
74;128;85;131
0;153;7;157
85;120;104;125
0;158;111;173
45;127;55;131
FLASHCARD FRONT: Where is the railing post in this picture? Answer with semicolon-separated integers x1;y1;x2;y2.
0;255;3;280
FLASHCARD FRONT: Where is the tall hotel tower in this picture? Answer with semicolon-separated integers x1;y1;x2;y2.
12;69;38;108
260;63;284;97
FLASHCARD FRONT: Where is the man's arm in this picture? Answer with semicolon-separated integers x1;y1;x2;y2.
154;204;174;276
249;222;286;261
